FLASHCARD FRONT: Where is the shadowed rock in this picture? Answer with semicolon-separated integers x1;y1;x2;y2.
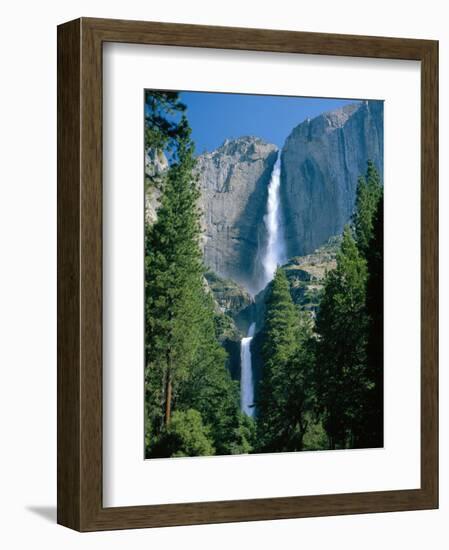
197;136;278;294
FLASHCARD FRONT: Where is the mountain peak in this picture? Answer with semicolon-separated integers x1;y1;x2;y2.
286;102;364;145
199;136;277;161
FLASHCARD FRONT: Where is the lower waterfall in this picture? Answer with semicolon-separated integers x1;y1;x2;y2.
240;322;256;417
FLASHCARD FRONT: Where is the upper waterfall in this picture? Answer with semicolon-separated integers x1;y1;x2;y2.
261;152;287;288
195;103;383;287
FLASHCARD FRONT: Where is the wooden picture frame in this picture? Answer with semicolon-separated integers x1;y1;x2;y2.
57;17;438;531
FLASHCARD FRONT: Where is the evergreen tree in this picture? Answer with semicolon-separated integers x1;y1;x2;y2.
144;90;187;154
353;160;383;258
352;161;384;447
358;189;384;447
144;91;187;195
145;117;202;439
144;105;252;458
175;290;254;455
283;313;317;451
315;227;368;449
257;269;313;452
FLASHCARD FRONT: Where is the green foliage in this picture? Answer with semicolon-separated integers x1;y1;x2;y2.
213;310;239;341
144;99;251;458
353;160;383;258
257;269;315;452
315;227;369;449
313;162;383;449
253;165;383;451
144;90;187;154
150;409;215;458
144;118;203;447
233;414;257;454
352;161;384;447
358;185;384;447
301;414;328;451
174;292;253;455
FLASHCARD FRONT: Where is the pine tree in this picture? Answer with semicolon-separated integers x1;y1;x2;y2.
144;117;204;443
358;188;384;447
144;91;188;197
352;161;383;447
315;226;368;449
257;268;313;452
144;110;253;458
283;312;317;451
144;90;187;153
353;160;383;258
174;289;253;455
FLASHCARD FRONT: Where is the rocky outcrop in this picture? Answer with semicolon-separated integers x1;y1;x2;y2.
145;149;168;225
281;101;383;257
197;137;278;294
205;271;253;323
248;236;339;333
283;236;340;317
204;271;254;381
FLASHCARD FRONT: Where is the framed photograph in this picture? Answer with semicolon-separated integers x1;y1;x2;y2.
57;17;438;531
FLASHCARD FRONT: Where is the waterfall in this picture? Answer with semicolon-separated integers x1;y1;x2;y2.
239;152;287;416
261;152;287;287
240;322;256;417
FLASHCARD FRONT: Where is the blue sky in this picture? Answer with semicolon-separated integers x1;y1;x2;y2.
179;91;360;154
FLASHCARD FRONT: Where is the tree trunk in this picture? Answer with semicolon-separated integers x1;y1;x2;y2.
164;369;172;426
164;309;174;426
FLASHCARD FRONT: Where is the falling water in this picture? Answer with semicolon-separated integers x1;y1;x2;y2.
240;322;256;417
261;152;287;287
239;152;287;416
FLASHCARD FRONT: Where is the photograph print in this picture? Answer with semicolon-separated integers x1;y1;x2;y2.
144;90;384;459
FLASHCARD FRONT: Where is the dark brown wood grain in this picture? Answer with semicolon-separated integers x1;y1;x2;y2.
57;17;439;532
57;18;81;531
420;40;439;503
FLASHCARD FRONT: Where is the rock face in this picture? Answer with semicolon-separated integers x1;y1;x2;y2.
197;137;278;293
282;236;340;317
144;149;168;225
281;101;383;257
205;271;253;323
204;271;254;381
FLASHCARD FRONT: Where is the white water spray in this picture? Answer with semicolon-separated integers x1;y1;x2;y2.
240;322;256;417
239;152;287;416
261;152;287;286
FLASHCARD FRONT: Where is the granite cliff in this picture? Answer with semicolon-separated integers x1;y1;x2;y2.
144;148;168;225
197;136;278;294
280;101;383;257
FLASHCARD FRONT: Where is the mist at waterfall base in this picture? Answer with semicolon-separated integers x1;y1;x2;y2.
240;153;287;418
